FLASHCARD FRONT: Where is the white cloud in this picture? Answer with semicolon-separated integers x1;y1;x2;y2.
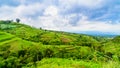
35;13;120;34
0;0;120;34
78;0;103;7
71;21;120;32
43;6;59;16
37;15;70;31
55;14;120;34
59;0;105;9
0;3;45;21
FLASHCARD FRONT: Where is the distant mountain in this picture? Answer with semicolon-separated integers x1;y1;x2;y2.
77;31;118;37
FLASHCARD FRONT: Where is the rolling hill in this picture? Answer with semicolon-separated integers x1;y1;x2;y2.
0;20;101;46
0;20;120;68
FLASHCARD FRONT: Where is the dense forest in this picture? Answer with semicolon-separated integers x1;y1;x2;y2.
0;20;120;68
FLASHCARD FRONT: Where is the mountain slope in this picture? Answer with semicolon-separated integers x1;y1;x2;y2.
112;36;120;43
0;21;100;46
0;20;120;68
0;31;38;51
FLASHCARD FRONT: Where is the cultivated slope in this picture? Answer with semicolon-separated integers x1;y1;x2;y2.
0;31;38;51
0;21;100;46
0;20;120;68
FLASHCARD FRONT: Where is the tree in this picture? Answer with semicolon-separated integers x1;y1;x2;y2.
39;27;42;30
16;18;20;23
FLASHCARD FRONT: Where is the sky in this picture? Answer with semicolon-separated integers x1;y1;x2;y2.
0;0;120;34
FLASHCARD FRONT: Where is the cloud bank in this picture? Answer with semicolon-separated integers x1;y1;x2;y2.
0;0;120;34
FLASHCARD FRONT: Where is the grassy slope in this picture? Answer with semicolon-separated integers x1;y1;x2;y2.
25;58;120;68
0;21;100;46
0;31;38;52
36;58;101;68
0;21;120;68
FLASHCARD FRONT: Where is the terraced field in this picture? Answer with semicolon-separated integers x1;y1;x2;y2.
0;31;16;45
0;31;37;51
0;21;120;68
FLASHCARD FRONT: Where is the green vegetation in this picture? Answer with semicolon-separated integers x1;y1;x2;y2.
36;58;101;68
0;20;120;68
0;20;99;46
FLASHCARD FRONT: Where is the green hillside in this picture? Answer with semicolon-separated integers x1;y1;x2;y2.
0;20;120;68
0;31;42;68
112;36;120;43
0;21;100;46
0;31;37;47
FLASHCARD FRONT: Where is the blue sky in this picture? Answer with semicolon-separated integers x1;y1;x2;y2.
0;0;120;34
